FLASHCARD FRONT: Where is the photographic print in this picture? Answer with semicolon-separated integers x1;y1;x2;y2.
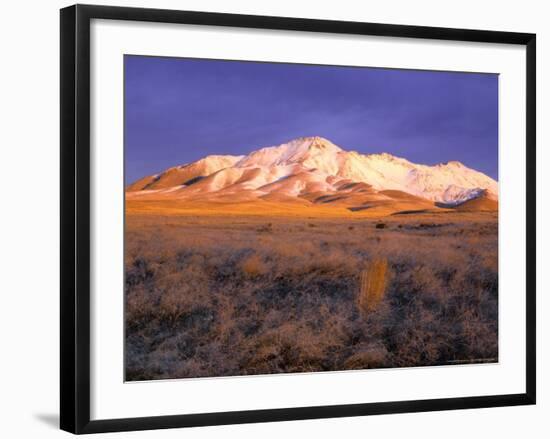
124;56;498;381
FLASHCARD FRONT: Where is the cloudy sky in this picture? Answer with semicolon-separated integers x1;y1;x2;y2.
125;55;498;184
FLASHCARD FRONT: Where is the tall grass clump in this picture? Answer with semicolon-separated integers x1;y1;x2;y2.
358;258;389;316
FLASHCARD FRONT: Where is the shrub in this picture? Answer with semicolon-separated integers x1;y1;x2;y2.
343;344;388;369
256;223;272;233
241;254;268;277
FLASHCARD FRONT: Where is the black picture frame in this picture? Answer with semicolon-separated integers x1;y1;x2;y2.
60;4;536;434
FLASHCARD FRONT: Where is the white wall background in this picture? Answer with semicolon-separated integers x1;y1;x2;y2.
0;0;546;437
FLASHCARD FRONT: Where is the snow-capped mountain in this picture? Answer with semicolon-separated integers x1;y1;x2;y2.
127;136;498;210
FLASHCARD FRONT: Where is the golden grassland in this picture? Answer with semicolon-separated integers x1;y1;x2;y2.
125;197;457;218
125;209;498;380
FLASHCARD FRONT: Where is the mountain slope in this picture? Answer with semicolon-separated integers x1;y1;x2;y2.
451;190;499;212
126;154;243;191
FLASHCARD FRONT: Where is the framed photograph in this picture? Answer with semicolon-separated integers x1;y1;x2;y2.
60;4;536;434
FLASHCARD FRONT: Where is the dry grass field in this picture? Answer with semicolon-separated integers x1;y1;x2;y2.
125;208;498;381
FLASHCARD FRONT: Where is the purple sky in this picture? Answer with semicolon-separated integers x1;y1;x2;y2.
125;55;498;184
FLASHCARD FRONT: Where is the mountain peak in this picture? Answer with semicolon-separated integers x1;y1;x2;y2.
439;160;465;168
286;136;343;153
296;135;338;146
235;136;342;169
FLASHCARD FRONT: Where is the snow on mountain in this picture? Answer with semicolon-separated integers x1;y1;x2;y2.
126;154;243;191
404;161;498;203
127;136;498;205
439;186;486;206
236;136;342;175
